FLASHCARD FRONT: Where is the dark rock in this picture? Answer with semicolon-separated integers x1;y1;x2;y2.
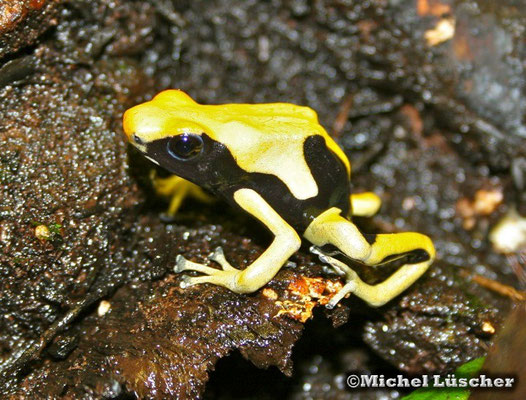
0;0;523;398
0;0;63;59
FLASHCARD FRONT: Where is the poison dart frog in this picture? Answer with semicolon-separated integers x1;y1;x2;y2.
123;90;435;308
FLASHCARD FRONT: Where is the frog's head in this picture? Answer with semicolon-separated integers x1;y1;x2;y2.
123;90;216;182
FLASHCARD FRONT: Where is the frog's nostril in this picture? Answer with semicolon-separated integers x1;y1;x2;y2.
133;134;145;145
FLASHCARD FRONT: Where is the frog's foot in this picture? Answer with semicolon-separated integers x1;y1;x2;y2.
208;247;238;271
310;246;362;309
309;246;348;277
152;173;214;216
175;247;242;291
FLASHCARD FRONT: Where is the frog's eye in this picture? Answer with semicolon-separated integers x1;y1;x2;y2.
167;133;203;160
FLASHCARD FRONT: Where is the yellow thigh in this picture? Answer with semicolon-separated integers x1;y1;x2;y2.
350;192;381;217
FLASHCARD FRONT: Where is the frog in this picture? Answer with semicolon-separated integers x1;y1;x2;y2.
123;89;435;308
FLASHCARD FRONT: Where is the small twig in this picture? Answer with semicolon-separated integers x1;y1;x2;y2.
0;254;108;388
0;295;96;388
507;253;526;287
460;270;526;302
332;94;354;139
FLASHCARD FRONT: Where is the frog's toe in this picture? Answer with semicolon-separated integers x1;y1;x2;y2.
178;266;241;292
309;246;364;308
309;246;348;277
175;252;244;292
209;247;237;271
179;274;194;288
326;280;358;309
174;254;189;273
175;255;221;275
180;274;215;288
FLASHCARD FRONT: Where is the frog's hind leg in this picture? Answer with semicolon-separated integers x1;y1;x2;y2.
350;192;382;217
304;207;435;308
153;173;214;216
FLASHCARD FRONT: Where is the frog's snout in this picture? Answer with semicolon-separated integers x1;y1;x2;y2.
123;109;148;150
122;103;166;148
122;108;136;142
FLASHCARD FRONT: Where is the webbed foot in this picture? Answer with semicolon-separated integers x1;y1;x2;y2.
176;247;242;291
310;245;361;309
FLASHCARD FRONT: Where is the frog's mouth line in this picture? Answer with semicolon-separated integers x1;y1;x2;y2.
144;154;160;166
129;140;158;164
131;142;147;154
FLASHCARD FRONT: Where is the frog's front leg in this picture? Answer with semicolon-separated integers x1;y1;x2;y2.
305;207;435;308
176;188;301;293
153;173;214;216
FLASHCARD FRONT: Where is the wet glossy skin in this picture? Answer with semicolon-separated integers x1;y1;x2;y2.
123;90;435;308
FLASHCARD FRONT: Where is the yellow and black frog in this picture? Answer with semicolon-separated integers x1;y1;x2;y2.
123;90;435;308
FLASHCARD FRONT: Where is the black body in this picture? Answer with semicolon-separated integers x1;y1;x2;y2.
146;134;351;232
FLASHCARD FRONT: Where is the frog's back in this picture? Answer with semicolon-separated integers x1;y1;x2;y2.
143;90;352;228
192;103;350;203
209;103;351;177
200;132;351;232
152;90;350;177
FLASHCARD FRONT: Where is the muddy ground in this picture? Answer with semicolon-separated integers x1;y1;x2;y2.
0;0;525;398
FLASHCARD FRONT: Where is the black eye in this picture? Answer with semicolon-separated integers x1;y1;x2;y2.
166;133;203;160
